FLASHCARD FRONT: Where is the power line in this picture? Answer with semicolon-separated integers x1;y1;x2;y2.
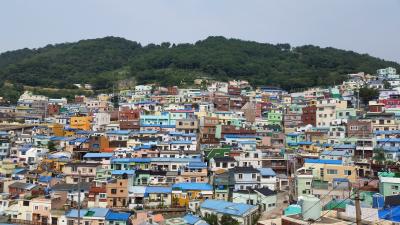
308;178;379;224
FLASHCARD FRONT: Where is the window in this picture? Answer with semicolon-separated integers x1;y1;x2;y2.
344;170;352;176
392;185;399;190
111;189;117;194
327;169;338;175
238;174;243;179
34;206;39;210
252;173;256;179
306;182;311;186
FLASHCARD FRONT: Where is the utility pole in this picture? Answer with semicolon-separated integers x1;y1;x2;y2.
355;190;362;225
77;170;81;225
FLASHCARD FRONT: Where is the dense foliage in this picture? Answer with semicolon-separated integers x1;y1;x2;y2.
0;36;399;103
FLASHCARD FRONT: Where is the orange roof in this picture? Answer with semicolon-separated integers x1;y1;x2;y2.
152;214;164;222
101;147;114;153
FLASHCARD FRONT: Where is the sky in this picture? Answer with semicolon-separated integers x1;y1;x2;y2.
0;0;399;62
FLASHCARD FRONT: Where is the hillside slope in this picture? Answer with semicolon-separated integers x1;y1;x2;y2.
0;36;398;101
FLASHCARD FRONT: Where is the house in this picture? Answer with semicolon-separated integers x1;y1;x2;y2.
213;171;231;201
232;187;277;212
70;115;93;131
105;211;131;225
172;182;213;208
87;185;107;208
379;172;400;197
8;182;40;198
258;168;277;190
64;208;110;225
311;178;351;205
209;156;237;172
199;199;259;225
63;162;100;183
296;168;314;199
179;162;206;179
144;186;172;208
304;158;357;183
106;178;129;208
230;167;261;190
51;182;91;206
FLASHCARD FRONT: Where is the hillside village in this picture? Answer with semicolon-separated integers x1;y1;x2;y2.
0;67;399;225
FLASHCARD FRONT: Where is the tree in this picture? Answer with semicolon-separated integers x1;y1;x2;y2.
111;94;119;109
383;80;391;89
203;214;218;225
47;141;57;152
220;215;240;225
373;148;386;165
358;87;379;105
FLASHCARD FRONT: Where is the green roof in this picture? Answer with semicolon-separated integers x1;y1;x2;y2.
324;199;351;210
284;205;301;216
85;211;95;217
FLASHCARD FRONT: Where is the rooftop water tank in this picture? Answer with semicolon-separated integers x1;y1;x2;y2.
299;195;322;221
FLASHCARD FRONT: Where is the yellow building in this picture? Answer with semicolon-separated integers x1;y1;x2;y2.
304;159;357;183
70;116;92;131
172;183;213;207
47;123;64;136
0;159;17;177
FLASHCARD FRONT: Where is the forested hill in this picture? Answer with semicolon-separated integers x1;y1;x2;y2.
0;36;399;98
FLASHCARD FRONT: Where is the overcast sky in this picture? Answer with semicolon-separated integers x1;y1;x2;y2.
0;0;399;62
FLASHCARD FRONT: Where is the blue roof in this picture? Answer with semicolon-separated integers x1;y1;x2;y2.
66;208;110;218
304;159;342;165
381;146;400;152
375;130;400;135
145;186;172;194
76;130;92;135
13;168;27;174
83;153;114;158
258;168;276;176
169;132;196;137
133;145;154;150
298;141;313;145
183;214;202;225
69;138;88;144
333;144;355;149
50;136;72;141
377;138;400;143
111;157;202;164
187;162;207;169
106;130;131;135
200;199;257;217
321;150;351;156
111;158;151;163
379;205;400;222
172;182;212;191
19;144;32;153
238;141;257;144
106;212;131;221
224;134;257;139
111;170;135;175
287;133;300;137
38;176;52;183
333;178;349;182
170;140;193;144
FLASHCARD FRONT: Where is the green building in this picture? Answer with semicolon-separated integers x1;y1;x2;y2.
379;172;400;197
267;110;283;126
